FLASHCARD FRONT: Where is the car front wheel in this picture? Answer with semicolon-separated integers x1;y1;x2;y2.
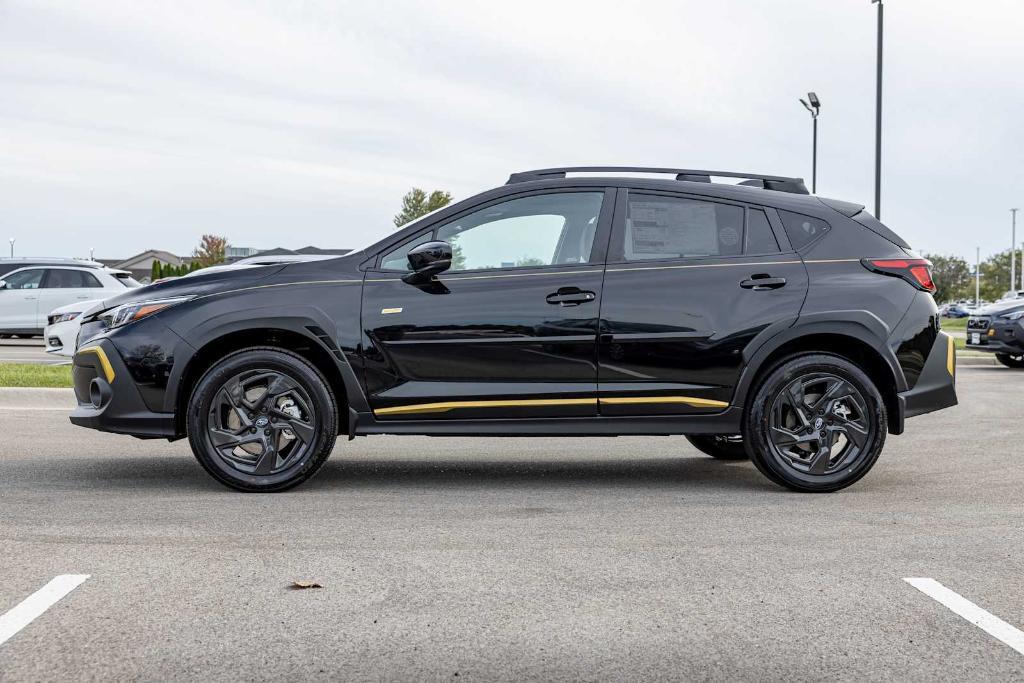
187;348;338;492
744;354;886;493
995;353;1024;369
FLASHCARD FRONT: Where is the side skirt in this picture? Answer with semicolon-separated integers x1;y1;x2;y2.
352;407;743;437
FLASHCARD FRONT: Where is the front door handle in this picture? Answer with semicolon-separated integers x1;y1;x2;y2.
740;274;787;291
546;287;596;306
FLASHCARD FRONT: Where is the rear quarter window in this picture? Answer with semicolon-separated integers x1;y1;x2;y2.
778;210;830;250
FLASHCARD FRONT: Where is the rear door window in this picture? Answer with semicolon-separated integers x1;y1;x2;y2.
745;209;780;254
623;194;744;260
44;269;102;288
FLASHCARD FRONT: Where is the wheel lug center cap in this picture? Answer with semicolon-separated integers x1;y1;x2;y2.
255;416;270;429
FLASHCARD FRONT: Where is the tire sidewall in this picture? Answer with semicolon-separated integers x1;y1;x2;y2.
744;354;886;493
187;349;338;492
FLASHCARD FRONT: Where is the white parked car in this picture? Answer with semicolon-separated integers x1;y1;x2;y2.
0;265;140;338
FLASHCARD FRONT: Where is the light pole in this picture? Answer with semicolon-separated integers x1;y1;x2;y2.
1012;208;1019;295
976;247;981;307
799;92;821;193
8;238;13;258
871;0;883;218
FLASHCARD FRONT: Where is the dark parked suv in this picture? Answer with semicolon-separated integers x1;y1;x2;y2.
965;300;1024;367
68;167;957;492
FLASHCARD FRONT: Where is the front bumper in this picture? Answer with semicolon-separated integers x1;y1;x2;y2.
44;321;78;357
895;331;957;430
68;340;176;438
964;318;1024;354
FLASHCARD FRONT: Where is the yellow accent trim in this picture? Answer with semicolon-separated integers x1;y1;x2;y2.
76;346;115;383
372;394;729;416
374;397;598;416
599;395;730;408
947;334;955;377
381;307;403;314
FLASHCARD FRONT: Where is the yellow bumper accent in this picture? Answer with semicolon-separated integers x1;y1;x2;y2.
947;334;955;377
373;395;729;416
76;346;115;383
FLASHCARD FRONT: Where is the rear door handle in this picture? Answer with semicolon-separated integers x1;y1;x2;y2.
740;274;787;291
546;287;597;306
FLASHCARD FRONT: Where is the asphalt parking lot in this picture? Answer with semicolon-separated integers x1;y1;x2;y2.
0;338;63;365
1;367;1022;680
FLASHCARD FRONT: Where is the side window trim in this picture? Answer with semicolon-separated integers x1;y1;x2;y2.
372;188;614;272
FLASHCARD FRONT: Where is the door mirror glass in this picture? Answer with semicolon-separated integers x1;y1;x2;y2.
403;241;453;285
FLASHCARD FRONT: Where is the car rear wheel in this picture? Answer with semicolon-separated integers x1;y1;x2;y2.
685;434;748;460
744;354;886;493
187;348;338;492
995;353;1024;369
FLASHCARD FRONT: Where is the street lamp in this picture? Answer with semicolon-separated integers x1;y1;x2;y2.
8;238;13;258
1012;209;1019;296
871;0;884;218
799;92;821;193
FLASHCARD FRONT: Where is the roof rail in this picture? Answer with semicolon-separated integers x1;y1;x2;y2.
506;166;809;195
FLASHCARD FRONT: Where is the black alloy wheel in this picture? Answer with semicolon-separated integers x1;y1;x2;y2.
744;354;886;492
187;348;338;492
995;353;1024;369
686;434;748;460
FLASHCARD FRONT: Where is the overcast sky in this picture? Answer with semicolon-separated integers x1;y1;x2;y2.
2;0;1022;263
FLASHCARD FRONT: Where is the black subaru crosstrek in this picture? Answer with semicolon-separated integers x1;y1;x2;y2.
965;299;1024;367
69;167;957;493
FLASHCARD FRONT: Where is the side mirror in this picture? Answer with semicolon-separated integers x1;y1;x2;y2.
0;280;7;290
402;241;453;285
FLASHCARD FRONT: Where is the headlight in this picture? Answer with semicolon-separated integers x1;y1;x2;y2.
1000;310;1024;321
97;296;194;330
47;312;80;325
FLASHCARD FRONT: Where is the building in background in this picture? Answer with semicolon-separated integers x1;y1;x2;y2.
96;246;350;282
99;250;195;283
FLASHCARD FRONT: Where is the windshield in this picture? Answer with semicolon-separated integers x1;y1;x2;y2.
115;274;142;288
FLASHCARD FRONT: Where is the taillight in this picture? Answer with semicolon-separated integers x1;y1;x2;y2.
861;258;936;293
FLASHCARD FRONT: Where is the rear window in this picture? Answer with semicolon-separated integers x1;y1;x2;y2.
778;210;830;250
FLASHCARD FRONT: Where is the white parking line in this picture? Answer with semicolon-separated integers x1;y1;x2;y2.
0;575;90;647
905;577;1024;656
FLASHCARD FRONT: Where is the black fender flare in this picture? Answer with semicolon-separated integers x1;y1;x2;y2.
732;310;906;410
164;304;369;415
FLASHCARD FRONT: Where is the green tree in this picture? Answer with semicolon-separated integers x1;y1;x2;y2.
193;234;228;268
976;249;1023;302
151;261;162;281
922;253;972;303
393;188;453;228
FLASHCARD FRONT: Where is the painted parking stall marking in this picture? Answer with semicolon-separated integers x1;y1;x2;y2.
0;575;90;647
905;577;1024;656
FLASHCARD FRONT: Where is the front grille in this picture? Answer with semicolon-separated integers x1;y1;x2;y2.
967;318;990;330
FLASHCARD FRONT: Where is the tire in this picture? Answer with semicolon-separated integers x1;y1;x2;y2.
995;353;1024;369
187;347;338;492
743;353;886;493
686;434;748;460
